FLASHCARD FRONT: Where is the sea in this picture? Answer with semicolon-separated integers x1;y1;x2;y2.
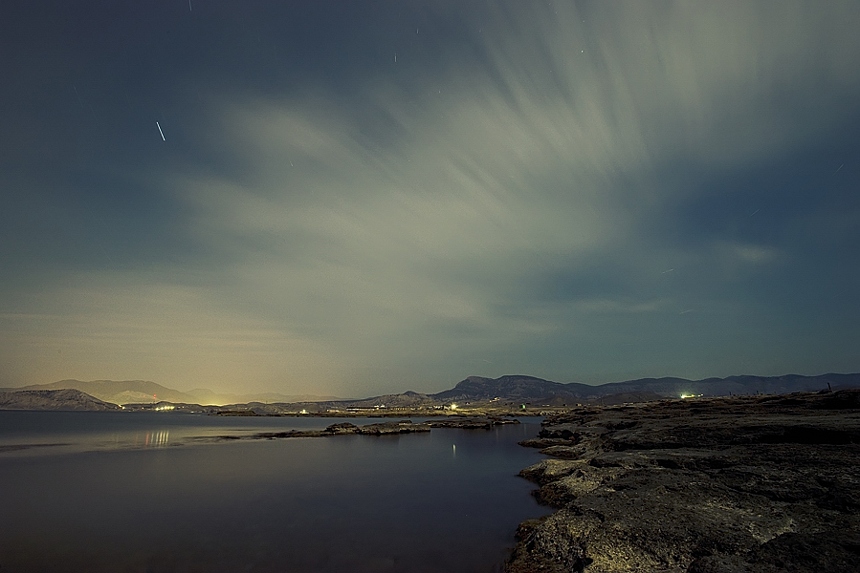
0;412;550;573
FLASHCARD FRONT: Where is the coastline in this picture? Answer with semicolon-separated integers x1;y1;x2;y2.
507;390;860;572
202;416;520;441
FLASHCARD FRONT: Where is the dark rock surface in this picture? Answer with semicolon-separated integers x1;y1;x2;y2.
209;417;516;442
507;390;860;573
427;416;520;429
353;421;431;435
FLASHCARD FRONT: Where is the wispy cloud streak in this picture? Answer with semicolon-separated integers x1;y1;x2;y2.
3;1;859;391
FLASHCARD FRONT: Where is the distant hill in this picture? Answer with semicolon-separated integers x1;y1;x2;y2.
0;389;120;411
0;380;196;405
326;390;436;409
589;373;860;399
4;373;859;412
432;375;592;404
429;373;860;405
0;380;341;406
289;373;860;413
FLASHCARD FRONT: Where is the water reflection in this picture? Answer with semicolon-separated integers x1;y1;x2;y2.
0;416;550;572
141;430;169;448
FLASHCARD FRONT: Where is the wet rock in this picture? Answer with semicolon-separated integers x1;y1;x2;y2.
325;422;359;434
538;445;588;459
519;437;573;448
357;422;430;435
427;417;520;429
520;459;581;486
208;415;519;442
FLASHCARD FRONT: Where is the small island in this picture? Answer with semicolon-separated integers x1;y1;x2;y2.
206;416;520;442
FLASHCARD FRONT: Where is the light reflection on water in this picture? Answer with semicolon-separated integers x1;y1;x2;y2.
0;412;422;456
0;413;550;572
141;429;169;448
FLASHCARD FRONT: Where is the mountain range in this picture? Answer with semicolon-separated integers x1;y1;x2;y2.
322;372;860;410
2;372;859;411
0;380;341;407
431;373;860;404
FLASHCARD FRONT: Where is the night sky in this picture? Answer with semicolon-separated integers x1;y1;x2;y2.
2;1;859;397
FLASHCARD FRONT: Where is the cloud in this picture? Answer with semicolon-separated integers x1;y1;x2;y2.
572;298;667;314
480;1;860;172
153;1;860;389
727;243;781;265
4;1;859;392
173;92;619;387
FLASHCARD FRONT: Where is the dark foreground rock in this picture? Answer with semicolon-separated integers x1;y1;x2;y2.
507;390;860;573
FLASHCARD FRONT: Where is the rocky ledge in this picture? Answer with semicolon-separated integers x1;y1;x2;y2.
507;390;860;573
213;416;518;441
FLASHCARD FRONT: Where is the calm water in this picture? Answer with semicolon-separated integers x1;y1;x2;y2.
0;412;549;572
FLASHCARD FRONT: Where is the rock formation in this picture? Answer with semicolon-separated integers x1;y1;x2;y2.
508;390;860;573
210;417;518;442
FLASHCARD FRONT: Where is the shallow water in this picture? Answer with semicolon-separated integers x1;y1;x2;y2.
0;412;549;572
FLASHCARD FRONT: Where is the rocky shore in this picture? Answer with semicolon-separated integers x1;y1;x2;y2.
507;390;860;573
209;416;518;441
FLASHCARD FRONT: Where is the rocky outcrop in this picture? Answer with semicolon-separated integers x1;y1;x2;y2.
210;417;517;442
508;390;860;573
427;416;520;429
353;421;431;435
